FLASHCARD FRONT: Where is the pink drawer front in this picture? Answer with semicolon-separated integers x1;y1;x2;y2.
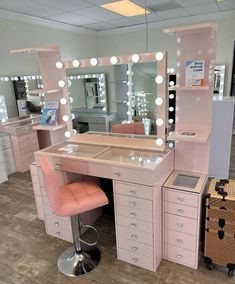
164;213;197;235
117;225;153;245
117;215;152;234
116;194;152;212
164;229;197;251
164;201;198;219
118;248;154;271
87;163;113;179
115;182;153;200
116;204;152;222
164;244;197;268
164;188;199;208
118;237;153;258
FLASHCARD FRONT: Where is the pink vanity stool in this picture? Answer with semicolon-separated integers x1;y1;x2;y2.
38;155;108;277
112;122;145;135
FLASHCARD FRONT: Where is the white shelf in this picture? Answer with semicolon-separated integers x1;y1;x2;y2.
168;130;210;143
33;124;66;131
28;89;60;95
10;47;57;54
169;86;210;91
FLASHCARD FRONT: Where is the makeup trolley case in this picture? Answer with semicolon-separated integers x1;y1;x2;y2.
204;179;235;277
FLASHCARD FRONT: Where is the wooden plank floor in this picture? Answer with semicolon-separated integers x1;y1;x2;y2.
0;172;233;284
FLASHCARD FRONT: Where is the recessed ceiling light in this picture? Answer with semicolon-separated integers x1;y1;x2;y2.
101;0;150;17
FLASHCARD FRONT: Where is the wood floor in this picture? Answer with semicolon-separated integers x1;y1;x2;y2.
0;172;233;284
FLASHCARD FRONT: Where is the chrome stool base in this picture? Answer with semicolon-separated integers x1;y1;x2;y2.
57;246;101;277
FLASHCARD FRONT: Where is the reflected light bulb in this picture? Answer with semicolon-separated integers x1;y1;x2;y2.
169;119;174;124
169;81;175;86
71;113;75;120
168;142;174;148
72;59;80;67
62;115;69;122
90;58;98;66
156;118;164;126
155;52;164;61
155;75;164;84
169;107;174;112
72;129;77;135
169;94;174;99
64;131;71;138
69;97;73;103
156;138;164;146
60;98;67;105
58;80;65;87
56;61;63;69
155;97;164;106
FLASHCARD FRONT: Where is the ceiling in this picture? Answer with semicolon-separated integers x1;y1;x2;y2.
0;0;234;32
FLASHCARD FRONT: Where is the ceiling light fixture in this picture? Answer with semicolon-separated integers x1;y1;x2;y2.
101;0;150;17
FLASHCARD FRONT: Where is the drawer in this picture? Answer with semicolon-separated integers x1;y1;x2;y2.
60;159;87;175
0;134;11;148
113;167;155;186
164;201;198;219
164;244;196;268
34;196;45;220
117;215;153;234
164;229;197;251
89;124;106;132
117;225;153;245
164;213;198;235
116;194;152;212
164;188;199;208
45;224;73;243
18;132;37;144
118;248;154;271
32;183;41;196
116;204;152;222
115;182;153;200
87;163;113;179
45;216;72;231
118;237;153;258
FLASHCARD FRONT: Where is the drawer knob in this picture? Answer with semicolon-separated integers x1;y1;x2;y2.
53;212;56;216
177;223;184;228
55;164;61;169
178;197;184;202
54;222;59;226
130;202;136;207
131;246;137;251
178;209;183;214
130;212;136;217
129;190;135;195
130;223;136;228
176;254;183;259
176;238;183;244
131;234;137;239
56;232;60;236
114;172;120;177
132;257;138;263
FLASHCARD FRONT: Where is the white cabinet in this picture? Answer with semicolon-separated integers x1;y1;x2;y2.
0;133;15;180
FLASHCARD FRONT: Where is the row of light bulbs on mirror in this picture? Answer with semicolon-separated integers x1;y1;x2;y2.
0;75;42;82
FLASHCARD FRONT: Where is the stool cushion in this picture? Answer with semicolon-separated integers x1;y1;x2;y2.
58;180;108;217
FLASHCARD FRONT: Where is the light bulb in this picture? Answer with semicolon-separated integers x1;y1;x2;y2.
69;97;73;103
156;138;164;146
62;115;69;122
56;61;63;69
169;107;174;112
64;131;71;138
72;129;77;135
155;97;164;106
169;68;175;74
126;70;131;75
127;111;131;115
155;75;164;84
169;119;174;124
132;54;140;63
90;58;98;66
169;81;175;86
169;94;174;99
127;91;131;96
110;56;118;65
168;142;174;148
72;59;80;67
71;113;75;120
1;118;6;123
4;77;9;82
155;52;164;61
156;118;164;126
58;80;65;87
60;98;67;105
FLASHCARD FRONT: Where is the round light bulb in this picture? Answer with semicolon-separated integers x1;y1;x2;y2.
155;52;164;61
169;119;174;124
156;138;164;146
169;81;175;86
155;97;164;106
58;80;65;87
90;58;98;66
126;70;131;75
168;142;174;148
132;54;140;63
1;118;6;123
110;56;118;65
169;68;175;74
60;98;67;105
4;77;9;82
56;61;63;69
71;113;75;120
156;118;164;126
69;97;73;103
72;59;80;67
155;75;164;84
62;115;69;122
169;107;174;112
64;131;71;138
72;129;77;135
127;91;131;96
169;94;174;99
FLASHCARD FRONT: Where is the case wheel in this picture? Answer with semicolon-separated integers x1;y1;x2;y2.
227;264;235;278
205;257;214;270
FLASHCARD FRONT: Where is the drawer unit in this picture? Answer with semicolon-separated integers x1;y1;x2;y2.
18;132;37;144
0;160;7;183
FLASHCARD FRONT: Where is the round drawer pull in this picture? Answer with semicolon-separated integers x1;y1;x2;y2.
131;234;137;239
56;232;60;236
176;223;184;228
132;257;138;263
130;202;136;206
176;254;183;259
54;222;59;226
130;212;136;217
178;197;184;202
55;164;61;169
114;172;120;177
129;190;135;195
130;223;136;228
176;238;183;244
131;246;137;251
178;209;183;214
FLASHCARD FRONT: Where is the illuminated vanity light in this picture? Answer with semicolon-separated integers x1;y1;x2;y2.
132;54;140;63
169;68;175;74
156;138;164;146
71;113;75;120
90;58;98;66
169;81;175;86
69;97;73;103
72;129;77;135
127;91;131;96
138;157;143;162
72;59;80;68
127;81;133;86
60;98;67;105
126;102;130;106
1;118;6;123
155;75;164;84
103;107;106;111
131;156;135;161
56;61;63;69
4;77;9;82
64;131;71;138
155;52;164;61
62;115;70;122
127;111;131;115
156;118;164;126
169;94;174;99
169;119;174;124
169;107;174;112
110;56;118;65
168;142;174;148
58;80;66;87
155;97;164;106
